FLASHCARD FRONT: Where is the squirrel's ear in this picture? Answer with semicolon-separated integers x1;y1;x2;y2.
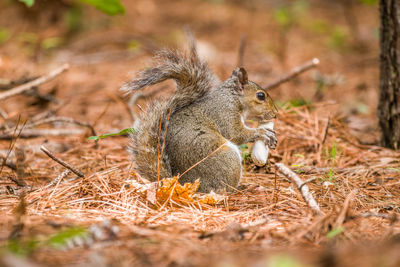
231;67;248;92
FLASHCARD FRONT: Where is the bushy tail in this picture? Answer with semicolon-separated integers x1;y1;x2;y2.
128;100;172;181
122;48;215;112
124;44;217;181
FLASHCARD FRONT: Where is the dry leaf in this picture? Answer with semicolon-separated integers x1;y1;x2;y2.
156;177;200;204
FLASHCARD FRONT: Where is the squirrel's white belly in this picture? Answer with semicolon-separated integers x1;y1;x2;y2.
224;140;243;177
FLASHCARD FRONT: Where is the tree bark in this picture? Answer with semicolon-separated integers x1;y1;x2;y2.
378;0;400;150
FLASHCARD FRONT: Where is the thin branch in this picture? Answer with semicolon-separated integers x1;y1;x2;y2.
0;117;26;176
0;107;8;119
22;116;96;137
298;177;317;191
24;87;60;104
43;169;71;189
275;163;322;215
0;128;84;140
0;155;17;170
14;147;27;187
335;190;357;227
264;58;319;90
0;64;69;101
320;117;331;146
40;145;85;177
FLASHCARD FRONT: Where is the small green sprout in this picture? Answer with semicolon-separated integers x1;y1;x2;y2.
327;226;344;239
88;128;136;141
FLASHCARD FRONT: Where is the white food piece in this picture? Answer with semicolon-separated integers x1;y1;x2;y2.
251;121;274;166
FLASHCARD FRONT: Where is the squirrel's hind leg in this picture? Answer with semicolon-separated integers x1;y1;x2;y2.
177;140;242;193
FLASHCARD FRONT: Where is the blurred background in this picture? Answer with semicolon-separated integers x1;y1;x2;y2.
0;0;379;141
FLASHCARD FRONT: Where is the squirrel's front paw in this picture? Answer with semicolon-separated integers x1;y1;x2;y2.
255;127;277;149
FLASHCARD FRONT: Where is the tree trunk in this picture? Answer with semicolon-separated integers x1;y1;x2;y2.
378;0;400;150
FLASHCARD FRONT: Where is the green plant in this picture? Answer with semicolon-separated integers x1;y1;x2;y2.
0;28;11;45
328;26;349;51
239;144;251;175
327;226;344;239
272;0;309;64
80;0;125;15
3;227;87;256
358;0;377;5
239;144;251;160
324;168;336;183
41;36;64;50
266;254;306;267
17;0;125;15
6;239;40;256
273;0;309;31
46;227;87;249
288;98;311;107
321;143;341;183
329;143;337;161
88;128;136;141
18;0;33;7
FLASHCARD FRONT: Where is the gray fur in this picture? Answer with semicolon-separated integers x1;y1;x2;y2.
124;48;277;192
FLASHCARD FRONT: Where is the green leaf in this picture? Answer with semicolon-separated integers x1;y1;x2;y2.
127;40;141;52
88;128;136;141
18;0;34;7
0;29;10;45
64;6;83;33
330;143;337;160
239;144;248;151
288;98;310;107
327;227;344;239
7;239;40;256
358;0;377;5
328;27;349;51
47;227;87;249
41;37;63;50
274;7;291;27
80;0;125;15
266;254;306;267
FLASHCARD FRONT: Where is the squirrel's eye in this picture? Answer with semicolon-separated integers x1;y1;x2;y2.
256;92;266;101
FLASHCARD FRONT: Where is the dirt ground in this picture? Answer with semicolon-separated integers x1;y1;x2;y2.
1;0;400;266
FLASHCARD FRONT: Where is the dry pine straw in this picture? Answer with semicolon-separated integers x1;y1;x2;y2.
1;104;400;258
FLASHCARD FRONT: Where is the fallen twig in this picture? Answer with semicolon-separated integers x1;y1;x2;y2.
335;190;357;227
264;58;319;90
43;169;72;189
24;87;60;104
40;145;85;177
22;116;96;137
275;163;322;215
0;64;69;101
0;128;84;139
0;117;26;176
14;147;27;187
320;117;330;147
0;155;17;170
298;177;317;191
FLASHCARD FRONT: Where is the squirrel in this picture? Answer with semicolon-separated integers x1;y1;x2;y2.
122;41;278;193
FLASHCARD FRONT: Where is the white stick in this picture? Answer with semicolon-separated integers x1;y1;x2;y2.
275;163;322;215
0;64;69;101
251;121;274;166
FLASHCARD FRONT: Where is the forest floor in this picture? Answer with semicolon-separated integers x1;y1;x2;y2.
1;0;400;266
